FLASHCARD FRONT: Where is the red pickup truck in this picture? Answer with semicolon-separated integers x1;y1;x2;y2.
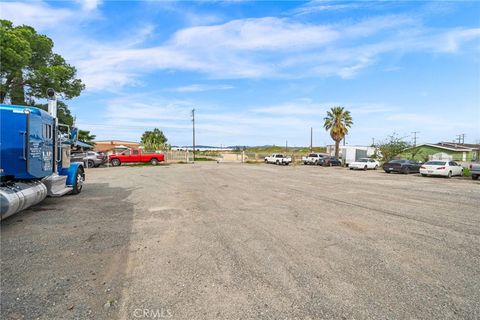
109;149;165;166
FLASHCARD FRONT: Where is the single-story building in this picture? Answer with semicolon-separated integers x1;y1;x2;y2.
94;140;141;155
402;142;480;162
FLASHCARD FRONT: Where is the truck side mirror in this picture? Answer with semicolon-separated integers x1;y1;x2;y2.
71;127;78;144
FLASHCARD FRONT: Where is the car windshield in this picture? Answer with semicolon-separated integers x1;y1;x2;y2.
425;161;446;165
357;159;368;162
389;160;406;163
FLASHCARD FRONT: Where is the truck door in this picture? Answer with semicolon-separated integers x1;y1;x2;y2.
131;149;141;162
27;113;54;177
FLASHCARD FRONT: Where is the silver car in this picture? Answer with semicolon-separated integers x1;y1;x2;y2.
71;151;107;168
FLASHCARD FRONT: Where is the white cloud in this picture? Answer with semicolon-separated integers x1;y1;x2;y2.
0;1;73;28
76;0;102;11
75;14;480;91
168;84;235;92
6;2;478;92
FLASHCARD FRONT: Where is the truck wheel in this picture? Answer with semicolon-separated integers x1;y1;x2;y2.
276;160;280;165
111;159;121;167
404;167;410;174
87;160;95;168
472;174;479;180
71;167;84;195
385;170;391;174
363;165;367;171
150;158;159;165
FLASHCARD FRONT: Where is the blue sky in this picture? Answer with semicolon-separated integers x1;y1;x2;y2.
2;0;479;146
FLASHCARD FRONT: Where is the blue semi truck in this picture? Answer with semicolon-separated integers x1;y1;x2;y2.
0;90;85;219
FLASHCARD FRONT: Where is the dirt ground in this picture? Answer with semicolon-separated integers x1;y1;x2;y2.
1;163;479;319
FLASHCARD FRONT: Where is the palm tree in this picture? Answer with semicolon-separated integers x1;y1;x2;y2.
323;106;353;160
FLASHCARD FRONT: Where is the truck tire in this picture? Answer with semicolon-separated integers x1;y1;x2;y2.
87;160;95;168
472;174;479;180
71;167;84;195
276;160;280;165
111;159;121;166
150;158;159;165
363;165;367;171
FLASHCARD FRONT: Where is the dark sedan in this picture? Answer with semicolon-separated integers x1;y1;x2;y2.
318;156;342;167
383;159;422;174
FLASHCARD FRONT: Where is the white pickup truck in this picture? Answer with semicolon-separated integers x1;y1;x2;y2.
302;153;326;165
264;154;292;165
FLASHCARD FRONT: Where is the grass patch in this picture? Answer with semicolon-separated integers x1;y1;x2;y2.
193;157;216;161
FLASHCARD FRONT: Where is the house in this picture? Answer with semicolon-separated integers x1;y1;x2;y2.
93;140;141;155
402;142;480;162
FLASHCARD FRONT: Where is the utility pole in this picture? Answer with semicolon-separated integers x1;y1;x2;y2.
192;108;195;162
455;133;465;144
411;131;420;147
371;137;375;146
285;140;288;153
310;127;313;152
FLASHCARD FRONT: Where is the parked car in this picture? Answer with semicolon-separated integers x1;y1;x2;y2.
420;160;464;178
383;159;422;174
109;149;165;166
70;152;87;165
302;153;327;165
85;151;107;168
71;151;107;168
349;158;380;170
318;156;342;167
264;154;292;165
470;162;480;180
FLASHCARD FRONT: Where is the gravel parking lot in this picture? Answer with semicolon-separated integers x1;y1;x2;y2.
1;163;479;319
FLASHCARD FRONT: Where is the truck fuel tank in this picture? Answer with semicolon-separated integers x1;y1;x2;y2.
0;181;48;220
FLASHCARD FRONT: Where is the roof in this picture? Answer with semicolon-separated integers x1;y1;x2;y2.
75;141;94;149
1;103;49;117
414;143;474;152
438;142;480;150
94;140;140;144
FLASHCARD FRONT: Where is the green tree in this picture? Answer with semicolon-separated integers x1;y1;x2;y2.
377;133;411;162
78;130;96;146
141;128;168;151
323;106;353;159
0;20;84;105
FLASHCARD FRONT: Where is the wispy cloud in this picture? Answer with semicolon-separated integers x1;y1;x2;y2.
76;0;103;11
168;84;235;92
6;1;478;91
0;1;74;28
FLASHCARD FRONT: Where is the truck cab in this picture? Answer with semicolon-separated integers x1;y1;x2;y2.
0;101;85;219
